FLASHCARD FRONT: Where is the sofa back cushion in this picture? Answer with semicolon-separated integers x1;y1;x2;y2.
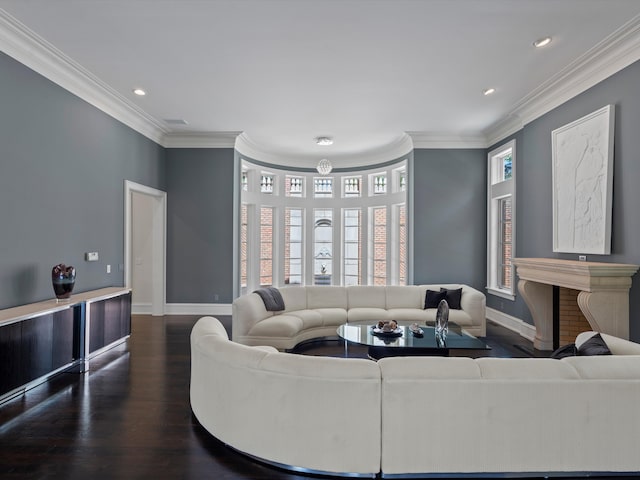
306;286;348;309
348;286;387;308
279;286;307;312
476;358;580;379
385;285;422;309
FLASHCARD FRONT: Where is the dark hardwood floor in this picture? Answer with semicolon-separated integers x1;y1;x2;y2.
0;315;601;480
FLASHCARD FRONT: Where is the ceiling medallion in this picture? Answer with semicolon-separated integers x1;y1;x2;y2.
316;158;332;175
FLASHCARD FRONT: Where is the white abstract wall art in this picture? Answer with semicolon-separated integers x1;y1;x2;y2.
552;104;615;254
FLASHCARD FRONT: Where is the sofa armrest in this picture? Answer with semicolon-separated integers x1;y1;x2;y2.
232;293;273;340
459;285;486;331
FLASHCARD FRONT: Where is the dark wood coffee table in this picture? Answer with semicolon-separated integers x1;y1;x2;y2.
336;323;490;360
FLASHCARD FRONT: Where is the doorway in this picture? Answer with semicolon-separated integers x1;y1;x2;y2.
124;180;167;316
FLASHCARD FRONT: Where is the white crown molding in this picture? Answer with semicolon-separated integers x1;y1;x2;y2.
0;9;168;144
235;132;414;169
407;132;488;149
485;14;640;146
162;131;241;148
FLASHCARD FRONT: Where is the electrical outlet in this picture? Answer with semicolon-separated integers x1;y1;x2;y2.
214;294;219;302
107;264;111;273
578;255;587;262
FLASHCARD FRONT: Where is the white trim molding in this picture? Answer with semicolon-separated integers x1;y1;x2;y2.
124;181;167;316
407;132;487;149
235;132;414;169
163;132;241;148
0;9;168;144
164;303;232;316
485;14;640;145
486;307;536;343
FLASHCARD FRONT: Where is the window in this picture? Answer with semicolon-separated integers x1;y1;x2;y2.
284;208;303;284
260;207;273;286
314;177;333;198
371;173;387;195
314;209;333;284
286;176;303;197
371;206;387;285
397;204;407;285
343;209;361;285
260;174;274;194
240;204;248;293
487;140;516;299
343;177;361;197
239;158;408;290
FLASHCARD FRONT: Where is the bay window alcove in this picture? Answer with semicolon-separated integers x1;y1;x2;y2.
239;158;408;294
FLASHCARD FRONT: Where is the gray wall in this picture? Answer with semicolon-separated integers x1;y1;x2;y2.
487;59;640;341
412;149;487;291
0;52;165;309
165;148;235;304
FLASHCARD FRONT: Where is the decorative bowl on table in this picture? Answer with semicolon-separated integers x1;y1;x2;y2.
371;320;403;337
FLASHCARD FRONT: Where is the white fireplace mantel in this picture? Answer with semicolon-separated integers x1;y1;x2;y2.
513;258;639;350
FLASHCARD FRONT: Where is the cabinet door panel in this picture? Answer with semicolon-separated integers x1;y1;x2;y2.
52;308;76;369
22;315;54;382
89;302;106;353
0;322;23;395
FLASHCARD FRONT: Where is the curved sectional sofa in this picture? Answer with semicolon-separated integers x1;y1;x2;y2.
232;284;486;350
191;316;640;477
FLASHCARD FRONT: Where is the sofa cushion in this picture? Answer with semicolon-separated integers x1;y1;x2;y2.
348;308;390;324
440;287;462;310
348;286;387;309
284;309;324;329
476;358;581;379
385;285;422;309
306;286;348;309
563;355;640;379
315;308;348;326
279;286;308;312
248;315;304;337
386;308;430;323
424;289;447;309
421;308;473;327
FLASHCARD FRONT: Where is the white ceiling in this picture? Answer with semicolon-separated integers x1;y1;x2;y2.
1;0;640;168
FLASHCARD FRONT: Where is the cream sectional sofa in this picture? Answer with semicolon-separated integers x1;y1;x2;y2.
191;317;640;477
232;284;486;350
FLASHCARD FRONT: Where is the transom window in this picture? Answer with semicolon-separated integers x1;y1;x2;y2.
239;158;408;293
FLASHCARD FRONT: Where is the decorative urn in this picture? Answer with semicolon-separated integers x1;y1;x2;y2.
51;264;76;300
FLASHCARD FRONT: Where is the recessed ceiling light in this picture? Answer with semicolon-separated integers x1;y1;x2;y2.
533;36;552;48
315;136;333;146
133;88;146;96
483;88;496;96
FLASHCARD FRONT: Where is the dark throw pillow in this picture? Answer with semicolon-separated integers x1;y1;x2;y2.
440;287;463;310
577;333;612;356
424;289;447;309
550;343;578;359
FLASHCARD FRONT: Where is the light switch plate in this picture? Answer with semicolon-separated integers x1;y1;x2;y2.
85;252;99;261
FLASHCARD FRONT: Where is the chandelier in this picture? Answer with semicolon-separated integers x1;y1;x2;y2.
316;158;332;175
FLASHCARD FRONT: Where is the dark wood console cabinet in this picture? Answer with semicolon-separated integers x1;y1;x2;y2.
0;287;131;403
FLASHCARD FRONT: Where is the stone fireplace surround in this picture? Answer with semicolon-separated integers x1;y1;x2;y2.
513;258;639;350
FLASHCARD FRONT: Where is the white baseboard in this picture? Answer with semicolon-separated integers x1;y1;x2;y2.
132;303;152;315
163;303;232;316
486;307;536;342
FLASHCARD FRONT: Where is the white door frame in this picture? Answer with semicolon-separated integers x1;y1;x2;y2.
124;180;167;316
